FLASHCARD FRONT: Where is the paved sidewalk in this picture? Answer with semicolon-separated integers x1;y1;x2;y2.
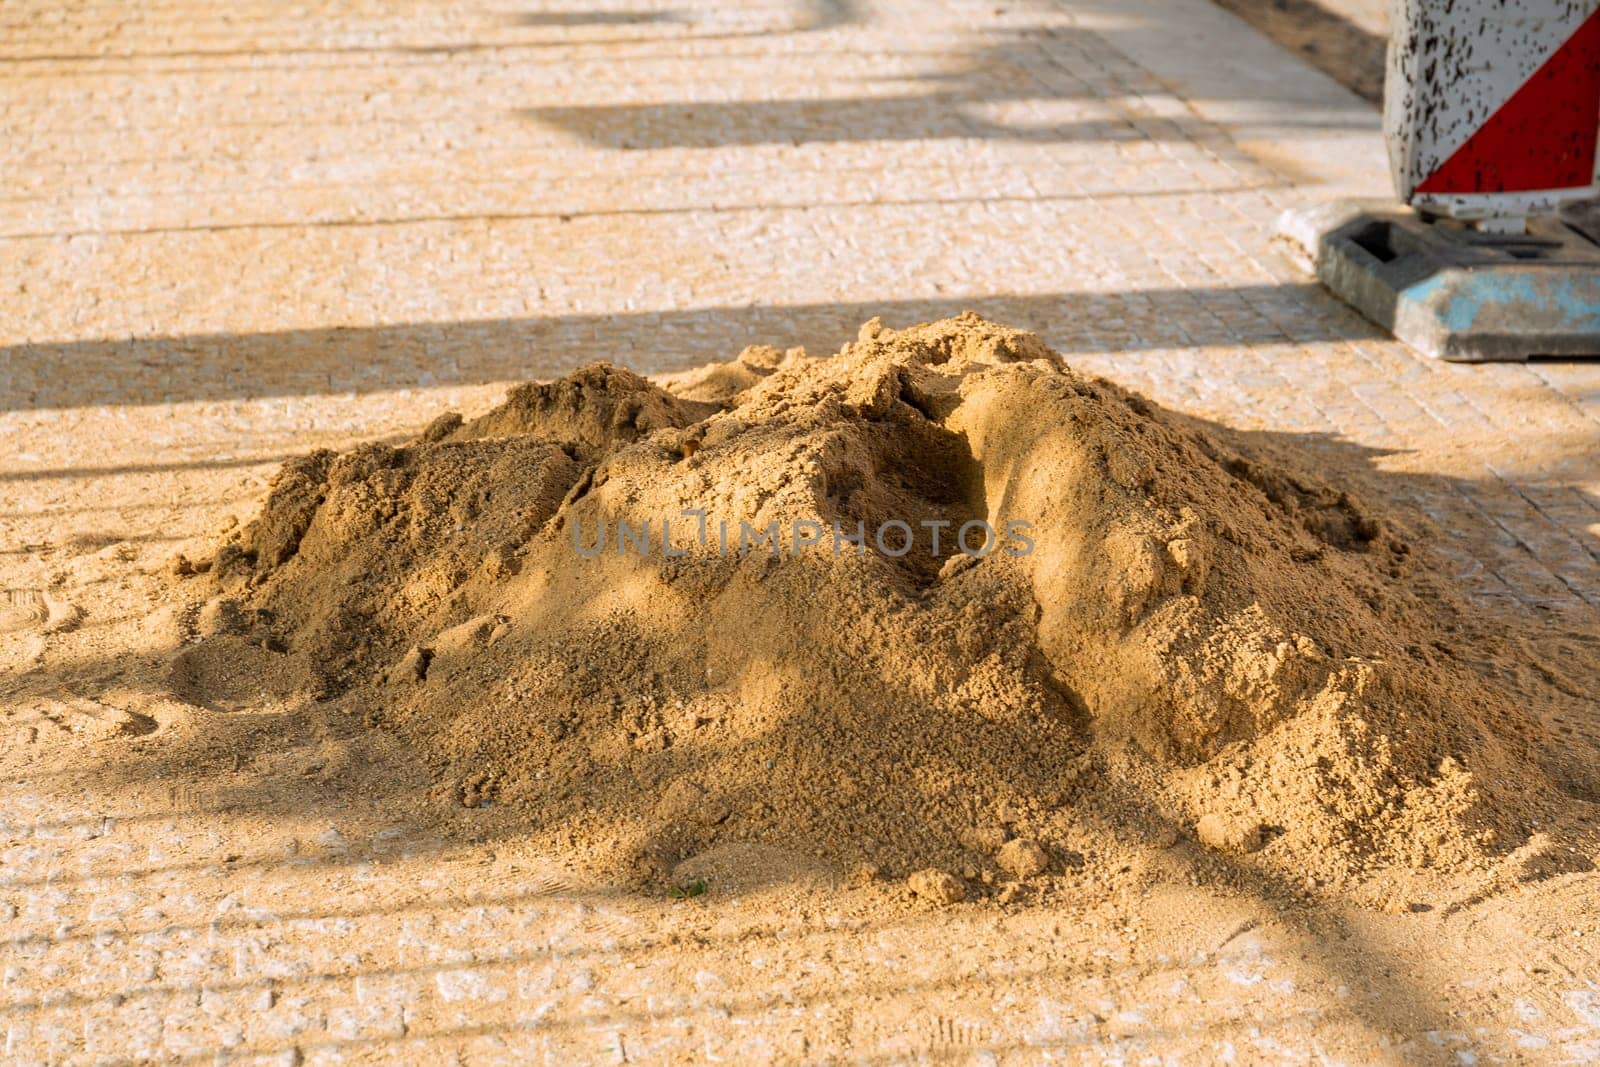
5;0;1598;615
3;1;1600;1063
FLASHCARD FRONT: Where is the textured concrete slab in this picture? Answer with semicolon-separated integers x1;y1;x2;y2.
1280;198;1600;360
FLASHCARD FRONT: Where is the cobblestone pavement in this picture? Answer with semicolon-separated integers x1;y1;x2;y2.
3;0;1600;1063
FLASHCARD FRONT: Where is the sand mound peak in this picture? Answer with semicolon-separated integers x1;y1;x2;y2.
196;315;1546;890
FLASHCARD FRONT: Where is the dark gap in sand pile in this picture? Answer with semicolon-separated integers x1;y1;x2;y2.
185;315;1553;890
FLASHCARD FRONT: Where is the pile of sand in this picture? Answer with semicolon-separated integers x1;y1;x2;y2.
186;315;1550;893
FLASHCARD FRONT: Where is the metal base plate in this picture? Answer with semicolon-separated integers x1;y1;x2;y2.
1276;199;1600;362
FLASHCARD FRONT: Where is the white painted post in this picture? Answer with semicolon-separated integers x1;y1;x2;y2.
1385;0;1600;225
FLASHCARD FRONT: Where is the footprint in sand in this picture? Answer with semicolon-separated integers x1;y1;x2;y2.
0;589;81;672
0;589;81;635
22;696;158;742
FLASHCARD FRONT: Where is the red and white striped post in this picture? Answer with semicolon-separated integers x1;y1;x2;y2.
1385;0;1600;231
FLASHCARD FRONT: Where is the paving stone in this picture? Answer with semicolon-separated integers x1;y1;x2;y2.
2;0;1599;1062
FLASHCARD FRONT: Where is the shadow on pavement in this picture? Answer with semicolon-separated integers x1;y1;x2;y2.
0;284;1381;413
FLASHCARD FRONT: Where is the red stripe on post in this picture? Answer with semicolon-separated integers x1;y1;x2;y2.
1416;9;1600;195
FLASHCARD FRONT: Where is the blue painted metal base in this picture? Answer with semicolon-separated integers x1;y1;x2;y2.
1277;199;1600;362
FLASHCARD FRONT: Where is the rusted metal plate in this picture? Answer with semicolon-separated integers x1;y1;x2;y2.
1385;0;1600;219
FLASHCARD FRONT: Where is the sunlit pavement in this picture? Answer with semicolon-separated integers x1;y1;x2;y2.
3;1;1600;1062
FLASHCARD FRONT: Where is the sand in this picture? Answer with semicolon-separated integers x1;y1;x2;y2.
179;315;1574;898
